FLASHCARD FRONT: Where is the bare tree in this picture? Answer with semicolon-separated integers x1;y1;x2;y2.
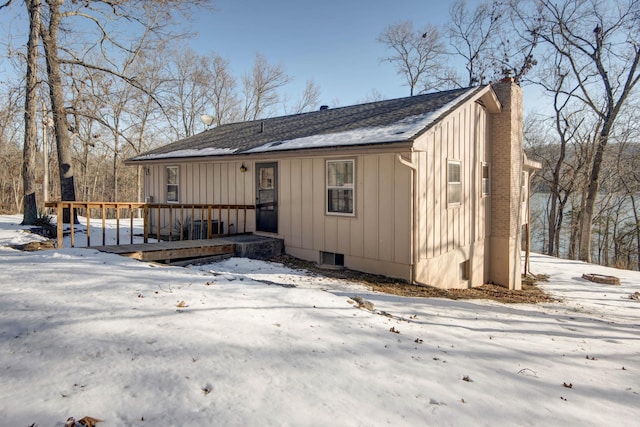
536;57;588;257
242;53;291;120
378;21;448;95
495;1;541;83
448;0;505;86
21;0;41;225
0;83;24;214
2;0;42;222
35;0;208;222
162;47;213;139
288;79;322;114
207;53;241;126
125;52;166;203
39;0;79;223
357;89;386;104
526;0;640;262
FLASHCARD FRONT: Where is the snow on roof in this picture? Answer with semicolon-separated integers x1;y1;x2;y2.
130;86;483;162
133;147;238;161
245;94;466;154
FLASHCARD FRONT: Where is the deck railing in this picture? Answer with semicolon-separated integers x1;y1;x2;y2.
44;201;256;248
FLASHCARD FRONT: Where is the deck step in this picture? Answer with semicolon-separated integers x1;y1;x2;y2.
94;235;283;264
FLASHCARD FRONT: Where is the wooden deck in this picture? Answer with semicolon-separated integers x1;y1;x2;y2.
95;239;236;262
94;235;285;264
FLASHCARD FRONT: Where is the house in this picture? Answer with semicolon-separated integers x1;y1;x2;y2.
128;78;539;290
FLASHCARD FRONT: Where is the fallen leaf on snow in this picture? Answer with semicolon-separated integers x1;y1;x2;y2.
352;296;374;311
66;416;102;427
78;416;102;427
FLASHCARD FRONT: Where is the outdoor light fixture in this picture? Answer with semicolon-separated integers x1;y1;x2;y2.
240;163;247;173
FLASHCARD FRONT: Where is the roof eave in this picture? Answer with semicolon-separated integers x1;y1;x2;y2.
125;140;415;165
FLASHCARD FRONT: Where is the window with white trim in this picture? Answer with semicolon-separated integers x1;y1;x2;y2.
482;163;490;196
326;159;354;215
166;166;179;203
447;160;461;206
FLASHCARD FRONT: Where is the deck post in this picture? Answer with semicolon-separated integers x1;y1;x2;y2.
156;207;161;241
143;204;149;243
190;205;194;238
70;203;75;248
102;204;107;245
57;203;63;248
169;207;173;240
86;210;91;247
45;201;253;248
180;206;185;240
130;205;134;244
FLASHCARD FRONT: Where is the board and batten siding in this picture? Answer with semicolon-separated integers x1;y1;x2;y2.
413;99;492;288
279;153;412;281
144;161;255;235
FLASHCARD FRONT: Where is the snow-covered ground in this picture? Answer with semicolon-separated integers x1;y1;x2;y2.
0;214;638;426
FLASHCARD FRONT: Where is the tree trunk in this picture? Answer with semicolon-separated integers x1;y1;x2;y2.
631;194;640;271
40;0;78;224
578;126;612;262
547;193;557;256
21;0;41;226
568;199;582;260
112;132;119;202
554;198;569;257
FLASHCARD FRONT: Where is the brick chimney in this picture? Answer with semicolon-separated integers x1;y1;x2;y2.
489;78;524;290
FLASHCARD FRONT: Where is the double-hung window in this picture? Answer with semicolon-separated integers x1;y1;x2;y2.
447;160;462;206
166;166;179;203
326;159;355;215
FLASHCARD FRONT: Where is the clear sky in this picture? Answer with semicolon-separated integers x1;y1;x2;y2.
1;0;541;111
187;0;456;107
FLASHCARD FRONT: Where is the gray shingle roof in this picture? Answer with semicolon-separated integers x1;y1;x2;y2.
131;86;484;162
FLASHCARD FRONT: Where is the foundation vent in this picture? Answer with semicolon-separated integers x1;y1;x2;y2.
321;251;344;266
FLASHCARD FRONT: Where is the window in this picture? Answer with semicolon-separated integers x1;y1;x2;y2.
447;160;461;205
327;159;354;215
482;163;490;196
166;166;179;203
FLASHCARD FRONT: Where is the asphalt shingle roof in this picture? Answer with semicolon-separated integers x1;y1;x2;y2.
131;86;484;162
